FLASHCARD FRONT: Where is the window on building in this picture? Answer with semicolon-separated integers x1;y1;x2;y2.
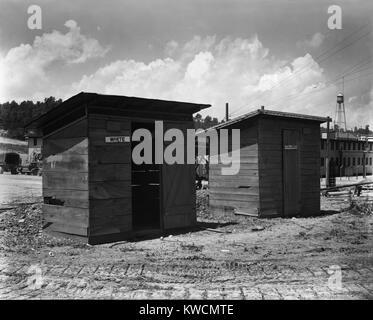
352;142;356;150
353;158;356;166
33;138;37;146
358;158;360;165
370;158;372;166
321;157;324;167
348;142;351;150
358;143;361;150
348;157;351;166
331;141;334;150
321;140;324;150
370;143;372;151
343;141;346;150
366;158;369;165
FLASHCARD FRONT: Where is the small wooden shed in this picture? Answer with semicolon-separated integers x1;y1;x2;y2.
209;108;328;218
26;92;210;244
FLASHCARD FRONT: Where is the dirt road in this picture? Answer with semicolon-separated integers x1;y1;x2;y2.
0;189;372;299
0;174;42;208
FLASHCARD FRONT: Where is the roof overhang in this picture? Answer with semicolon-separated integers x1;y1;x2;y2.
25;92;211;130
207;108;330;131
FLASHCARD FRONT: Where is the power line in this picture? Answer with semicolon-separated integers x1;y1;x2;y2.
231;29;371;116
264;69;373;110
229;24;372;117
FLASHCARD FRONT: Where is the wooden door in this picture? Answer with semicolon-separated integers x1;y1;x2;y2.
161;121;196;229
131;122;161;230
282;129;301;217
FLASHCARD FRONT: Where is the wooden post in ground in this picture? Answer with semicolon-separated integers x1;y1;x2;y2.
325;117;331;188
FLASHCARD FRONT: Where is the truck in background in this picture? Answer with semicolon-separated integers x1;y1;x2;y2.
0;152;22;174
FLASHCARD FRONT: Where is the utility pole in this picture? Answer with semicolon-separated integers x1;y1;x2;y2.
325;117;331;188
225;103;229;122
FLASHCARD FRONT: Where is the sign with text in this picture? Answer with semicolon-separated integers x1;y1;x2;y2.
105;136;130;143
284;145;298;150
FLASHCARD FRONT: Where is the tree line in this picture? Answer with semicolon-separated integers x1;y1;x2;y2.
0;97;223;140
0;97;62;140
1;96;370;140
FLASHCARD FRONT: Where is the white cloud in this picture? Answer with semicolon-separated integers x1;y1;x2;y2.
73;35;335;120
1;30;371;127
0;20;108;102
297;32;325;49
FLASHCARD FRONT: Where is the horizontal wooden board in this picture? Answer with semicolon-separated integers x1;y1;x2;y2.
210;163;259;172
89;222;132;236
49;223;88;237
89;145;131;164
90;198;132;217
89;181;131;199
46;119;87;140
43;204;89;226
91;214;132;227
164;214;193;229
43;153;88;172
209;186;260;194
90;164;131;181
43;188;89;208
89;116;130;130
209;198;259;210
42;172;88;190
43;138;88;157
259;208;282;217
209;175;259;184
210;192;259;202
209;167;259;177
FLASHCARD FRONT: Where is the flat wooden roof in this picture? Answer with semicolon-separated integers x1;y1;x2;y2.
210;108;330;130
26;92;211;129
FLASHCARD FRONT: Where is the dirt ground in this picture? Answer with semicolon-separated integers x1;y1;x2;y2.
0;187;372;299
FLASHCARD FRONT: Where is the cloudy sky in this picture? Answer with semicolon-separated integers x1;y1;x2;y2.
0;0;372;128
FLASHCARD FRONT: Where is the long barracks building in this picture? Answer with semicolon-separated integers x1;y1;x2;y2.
320;132;373;177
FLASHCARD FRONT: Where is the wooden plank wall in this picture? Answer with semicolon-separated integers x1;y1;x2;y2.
42;118;89;236
209;118;260;216
162;120;196;229
88;114;132;237
258;117;320;217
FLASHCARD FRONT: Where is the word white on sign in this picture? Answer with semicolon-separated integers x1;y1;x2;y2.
105;136;130;143
284;145;298;150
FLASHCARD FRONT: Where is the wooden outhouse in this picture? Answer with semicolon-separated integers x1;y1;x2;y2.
208;108;328;218
26;92;210;244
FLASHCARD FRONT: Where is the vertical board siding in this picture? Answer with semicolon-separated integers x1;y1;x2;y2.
258;117;320;217
162;120;196;229
88;114;132;236
42;118;89;236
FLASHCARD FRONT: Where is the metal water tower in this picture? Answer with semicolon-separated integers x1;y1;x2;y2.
334;93;347;137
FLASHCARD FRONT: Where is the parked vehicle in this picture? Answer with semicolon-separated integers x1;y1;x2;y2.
19;161;42;175
0;152;21;174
